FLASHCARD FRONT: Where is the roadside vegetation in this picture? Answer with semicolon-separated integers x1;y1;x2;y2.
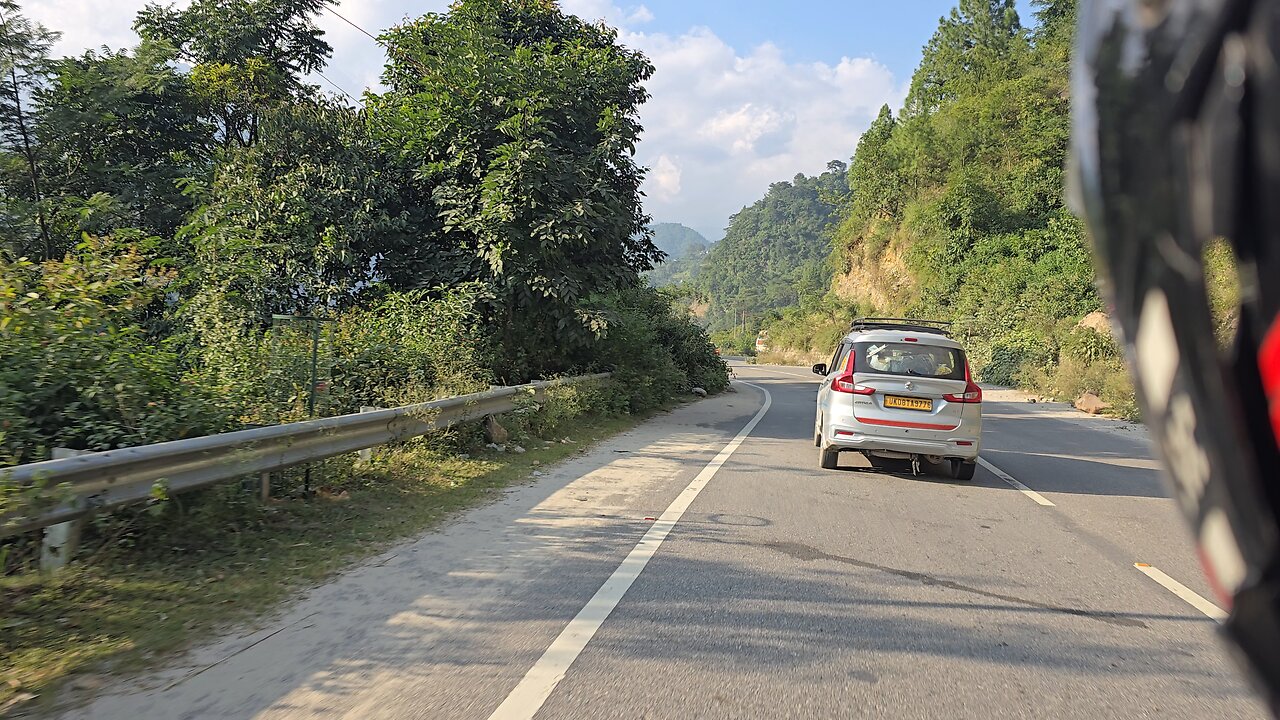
0;0;726;709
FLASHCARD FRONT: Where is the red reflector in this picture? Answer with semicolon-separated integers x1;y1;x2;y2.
835;430;855;437
1262;321;1280;444
955;441;973;446
903;337;918;342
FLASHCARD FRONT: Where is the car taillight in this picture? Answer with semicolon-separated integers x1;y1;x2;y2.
833;348;875;395
833;374;875;395
944;363;983;403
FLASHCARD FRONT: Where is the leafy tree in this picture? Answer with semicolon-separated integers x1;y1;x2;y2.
905;0;1025;116
35;42;211;249
184;99;411;328
846;105;902;226
373;0;661;379
134;0;332;147
0;0;58;258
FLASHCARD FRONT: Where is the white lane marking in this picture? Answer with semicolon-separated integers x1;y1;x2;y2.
487;382;773;720
977;457;1056;507
730;364;818;381
1134;563;1227;621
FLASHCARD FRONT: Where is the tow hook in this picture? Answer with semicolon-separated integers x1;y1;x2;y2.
910;454;922;476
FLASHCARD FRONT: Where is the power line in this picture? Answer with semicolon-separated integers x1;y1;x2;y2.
320;0;438;86
314;68;362;107
322;3;380;44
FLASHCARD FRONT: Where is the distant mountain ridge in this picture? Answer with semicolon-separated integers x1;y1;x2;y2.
650;223;710;260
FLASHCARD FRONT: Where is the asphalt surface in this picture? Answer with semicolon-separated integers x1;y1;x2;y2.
60;363;1268;719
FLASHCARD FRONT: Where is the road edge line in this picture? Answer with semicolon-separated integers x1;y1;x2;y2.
1134;563;1227;621
977;457;1056;507
486;381;773;720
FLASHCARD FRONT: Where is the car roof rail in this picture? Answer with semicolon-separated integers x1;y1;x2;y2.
850;317;953;337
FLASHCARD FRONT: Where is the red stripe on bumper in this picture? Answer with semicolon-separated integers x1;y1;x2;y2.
854;416;960;431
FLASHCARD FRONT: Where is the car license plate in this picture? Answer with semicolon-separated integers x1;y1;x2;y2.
884;395;933;412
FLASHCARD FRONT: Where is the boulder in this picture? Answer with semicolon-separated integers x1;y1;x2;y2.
484;415;509;444
1076;311;1112;335
691;387;708;398
1074;392;1111;415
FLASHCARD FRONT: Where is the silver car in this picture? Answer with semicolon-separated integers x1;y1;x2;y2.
813;319;982;479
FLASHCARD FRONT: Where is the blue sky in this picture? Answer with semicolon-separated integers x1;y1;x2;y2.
627;1;1039;82
28;0;1041;240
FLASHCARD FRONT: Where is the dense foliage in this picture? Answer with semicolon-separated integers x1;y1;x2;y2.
0;0;726;475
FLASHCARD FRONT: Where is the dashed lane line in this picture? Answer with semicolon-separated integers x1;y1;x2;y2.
977;457;1056;507
1134;563;1227;621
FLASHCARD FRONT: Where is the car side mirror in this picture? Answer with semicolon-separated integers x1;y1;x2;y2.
811;363;827;376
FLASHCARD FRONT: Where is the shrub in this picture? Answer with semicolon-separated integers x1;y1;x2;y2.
977;329;1054;387
586;286;728;412
329;285;491;411
0;241;231;466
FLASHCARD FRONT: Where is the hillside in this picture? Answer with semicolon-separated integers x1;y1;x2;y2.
760;0;1132;415
650;223;710;259
646;223;710;287
694;163;847;333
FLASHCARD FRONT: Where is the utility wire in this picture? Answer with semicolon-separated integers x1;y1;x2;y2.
315;68;363;107
322;3;380;43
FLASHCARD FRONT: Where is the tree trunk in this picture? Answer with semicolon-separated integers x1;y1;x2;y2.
8;66;51;259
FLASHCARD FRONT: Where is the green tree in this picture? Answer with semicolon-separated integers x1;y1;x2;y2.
373;0;661;380
0;0;58;259
184;99;410;328
134;0;332;147
905;0;1025;116
846;105;901;226
36;42;211;249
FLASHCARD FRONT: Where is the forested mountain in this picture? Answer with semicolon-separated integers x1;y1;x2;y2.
645;222;709;287
694;162;847;332
650;223;709;259
759;0;1124;411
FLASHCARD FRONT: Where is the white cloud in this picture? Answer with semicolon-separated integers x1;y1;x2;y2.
19;0;904;241
623;28;904;239
649;155;682;202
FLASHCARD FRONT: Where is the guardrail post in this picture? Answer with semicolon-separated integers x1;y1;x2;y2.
40;448;88;573
260;472;271;503
358;407;382;463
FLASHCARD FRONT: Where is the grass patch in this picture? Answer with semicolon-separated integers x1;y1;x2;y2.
0;408;650;716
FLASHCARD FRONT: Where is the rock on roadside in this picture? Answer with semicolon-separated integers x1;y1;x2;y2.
484;416;509;444
1075;392;1112;415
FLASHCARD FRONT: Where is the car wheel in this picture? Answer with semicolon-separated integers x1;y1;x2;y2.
814;415;823;447
951;459;976;481
820;445;840;470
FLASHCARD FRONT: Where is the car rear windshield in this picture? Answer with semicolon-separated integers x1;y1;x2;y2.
852;341;966;380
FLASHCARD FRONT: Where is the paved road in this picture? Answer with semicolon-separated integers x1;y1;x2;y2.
64;364;1268;719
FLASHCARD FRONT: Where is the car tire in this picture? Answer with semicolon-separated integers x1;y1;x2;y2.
951;459;976;481
814;415;822;447
820;446;840;470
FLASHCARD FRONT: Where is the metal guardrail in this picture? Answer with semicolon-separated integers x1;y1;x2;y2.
0;374;611;539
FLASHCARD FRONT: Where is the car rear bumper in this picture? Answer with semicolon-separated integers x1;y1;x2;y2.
824;425;980;460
